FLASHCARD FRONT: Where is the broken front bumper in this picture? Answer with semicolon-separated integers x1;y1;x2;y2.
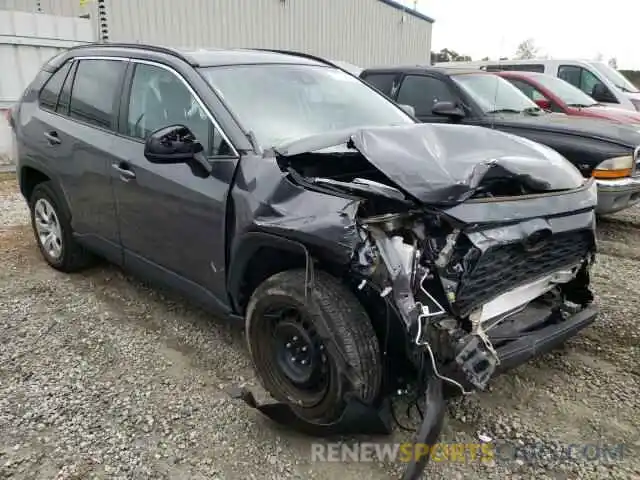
493;304;597;373
595;176;640;214
444;303;598;390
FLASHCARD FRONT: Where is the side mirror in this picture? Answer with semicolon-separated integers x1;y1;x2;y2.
591;84;617;103
535;99;552;110
432;101;465;119
144;125;213;176
144;125;202;163
398;104;416;117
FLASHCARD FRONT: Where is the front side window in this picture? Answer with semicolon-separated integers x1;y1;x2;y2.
69;59;126;130
396;75;458;116
39;61;72;111
126;63;232;156
199;64;414;148
452;73;539;114
558;65;613;100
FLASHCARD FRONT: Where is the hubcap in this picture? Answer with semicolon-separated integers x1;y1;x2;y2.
34;198;63;260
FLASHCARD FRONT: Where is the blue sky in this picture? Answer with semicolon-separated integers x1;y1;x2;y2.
396;0;640;70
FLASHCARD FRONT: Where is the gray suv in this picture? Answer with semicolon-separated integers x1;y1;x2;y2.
10;44;598;479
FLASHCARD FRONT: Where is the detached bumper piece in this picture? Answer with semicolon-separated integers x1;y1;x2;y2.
232;388;394;436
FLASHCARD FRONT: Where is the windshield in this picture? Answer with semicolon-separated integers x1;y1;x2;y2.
591;62;639;93
199;64;414;147
452;73;540;114
533;74;598;107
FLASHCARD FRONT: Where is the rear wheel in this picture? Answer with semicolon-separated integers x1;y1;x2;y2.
29;182;94;272
246;269;382;424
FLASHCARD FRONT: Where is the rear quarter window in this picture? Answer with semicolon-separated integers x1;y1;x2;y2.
38;61;73;111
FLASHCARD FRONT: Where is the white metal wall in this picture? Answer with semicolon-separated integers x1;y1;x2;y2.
103;0;432;67
0;0;86;17
0;10;93;165
1;0;433;67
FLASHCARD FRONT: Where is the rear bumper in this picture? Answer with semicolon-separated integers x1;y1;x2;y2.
596;177;640;214
493;305;598;373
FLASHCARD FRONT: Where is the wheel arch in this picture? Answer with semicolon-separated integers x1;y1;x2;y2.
227;232;351;315
19;165;71;219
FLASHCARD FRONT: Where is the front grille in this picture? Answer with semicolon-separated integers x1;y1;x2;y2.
454;230;593;315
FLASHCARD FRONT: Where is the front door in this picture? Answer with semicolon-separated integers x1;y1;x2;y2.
111;61;238;311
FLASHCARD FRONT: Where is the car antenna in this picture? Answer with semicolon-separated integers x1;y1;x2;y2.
490;35;506;131
246;130;262;155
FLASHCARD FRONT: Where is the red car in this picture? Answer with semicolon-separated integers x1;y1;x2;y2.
498;71;640;124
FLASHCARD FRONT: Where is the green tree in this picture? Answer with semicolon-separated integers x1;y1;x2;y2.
515;39;538;60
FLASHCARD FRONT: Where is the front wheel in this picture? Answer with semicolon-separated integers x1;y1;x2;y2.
246;269;382;424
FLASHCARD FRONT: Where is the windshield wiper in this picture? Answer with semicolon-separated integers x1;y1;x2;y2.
486;108;522;114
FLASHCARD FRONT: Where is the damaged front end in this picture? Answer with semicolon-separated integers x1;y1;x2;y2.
236;124;598;479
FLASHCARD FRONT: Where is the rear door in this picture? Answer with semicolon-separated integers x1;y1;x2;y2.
394;74;460;123
63;58;128;261
17;57;126;263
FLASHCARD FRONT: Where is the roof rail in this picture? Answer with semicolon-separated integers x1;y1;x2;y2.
249;48;346;71
64;42;193;65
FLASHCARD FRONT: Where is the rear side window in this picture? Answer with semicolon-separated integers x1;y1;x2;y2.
69;59;126;130
396;75;457;116
39;61;73;111
362;73;397;96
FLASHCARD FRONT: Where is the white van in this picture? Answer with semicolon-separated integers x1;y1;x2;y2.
434;59;640;112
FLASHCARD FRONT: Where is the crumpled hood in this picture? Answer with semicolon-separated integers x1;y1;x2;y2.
347;123;585;205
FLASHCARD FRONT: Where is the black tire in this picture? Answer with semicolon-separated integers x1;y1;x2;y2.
246;269;382;425
29;181;94;272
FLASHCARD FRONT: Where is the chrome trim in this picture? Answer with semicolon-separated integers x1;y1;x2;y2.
595;176;640;190
72;55;239;157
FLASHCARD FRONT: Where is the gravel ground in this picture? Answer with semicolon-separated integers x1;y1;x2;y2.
1;172;639;479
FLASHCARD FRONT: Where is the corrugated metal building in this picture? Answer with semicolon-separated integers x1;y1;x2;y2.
0;10;93;165
0;0;433;67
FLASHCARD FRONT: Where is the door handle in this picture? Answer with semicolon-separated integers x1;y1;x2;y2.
112;163;136;181
44;131;61;145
